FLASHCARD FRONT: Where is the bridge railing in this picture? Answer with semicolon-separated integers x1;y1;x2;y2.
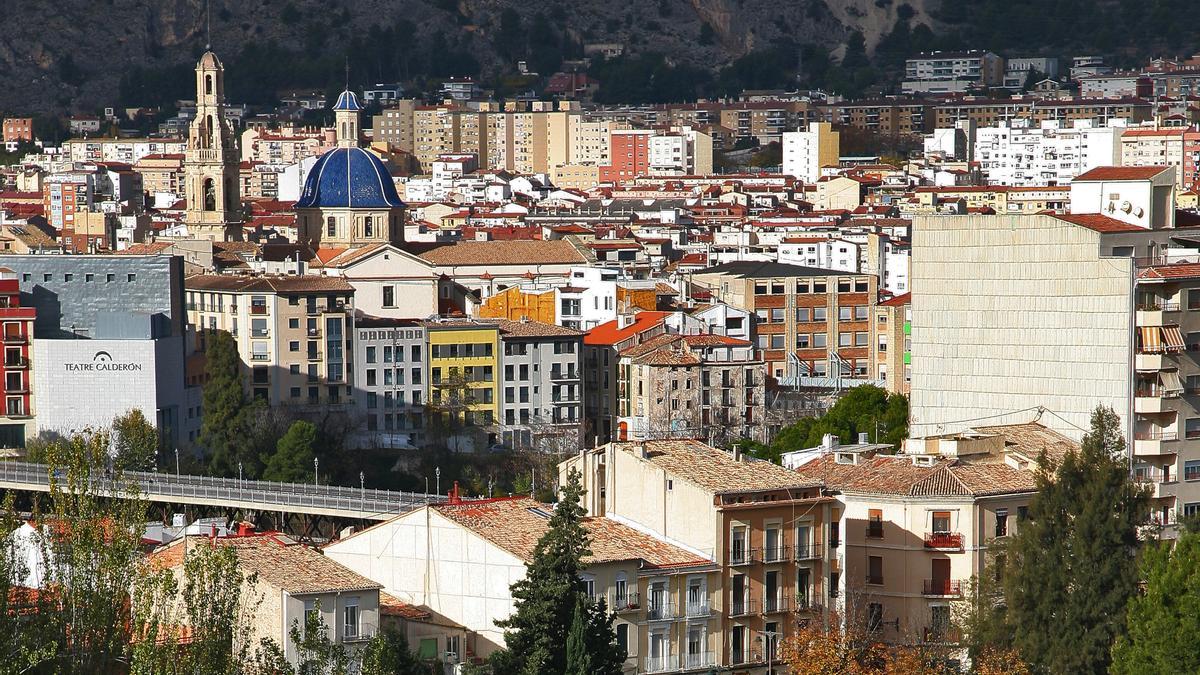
0;461;442;519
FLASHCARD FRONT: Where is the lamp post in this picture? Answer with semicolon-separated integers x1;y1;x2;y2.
313;457;319;485
238;462;243;483
755;630;781;675
435;466;441;497
360;471;365;510
175;448;180;476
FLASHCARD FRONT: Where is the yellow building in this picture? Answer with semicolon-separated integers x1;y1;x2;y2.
423;320;500;449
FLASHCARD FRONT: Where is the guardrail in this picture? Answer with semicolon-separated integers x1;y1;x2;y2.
0;460;441;520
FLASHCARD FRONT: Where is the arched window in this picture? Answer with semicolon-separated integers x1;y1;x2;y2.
326;216;336;238
203;178;216;211
341;122;347;138
205;74;213;96
364;216;374;238
207;115;216;149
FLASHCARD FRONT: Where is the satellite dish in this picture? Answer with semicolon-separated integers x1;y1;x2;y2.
1135;207;1145;218
1121;201;1133;213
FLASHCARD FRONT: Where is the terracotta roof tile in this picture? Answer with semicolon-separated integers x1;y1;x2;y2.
1053;213;1146;233
416;240;587;266
496;318;583;338
185;274;355;293
1074;166;1171;181
584;311;669;346
611;440;822;494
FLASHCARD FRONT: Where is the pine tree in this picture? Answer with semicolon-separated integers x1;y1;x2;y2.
199;330;253;476
491;468;592;675
1111;530;1200;674
262;420;318;483
1004;406;1147;674
580;596;625;674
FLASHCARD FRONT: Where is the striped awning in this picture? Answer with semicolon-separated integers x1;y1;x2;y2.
1140;326;1163;354
1163;325;1187;352
1162;369;1184;393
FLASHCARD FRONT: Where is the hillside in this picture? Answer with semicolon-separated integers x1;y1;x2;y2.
3;0;1198;117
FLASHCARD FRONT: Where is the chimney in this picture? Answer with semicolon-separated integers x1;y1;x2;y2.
822;433;838;452
732;443;742;462
639;442;649;459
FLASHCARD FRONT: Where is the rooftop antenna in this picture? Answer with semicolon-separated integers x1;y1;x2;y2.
345;56;350;92
205;0;212;50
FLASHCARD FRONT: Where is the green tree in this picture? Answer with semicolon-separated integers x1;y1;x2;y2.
1111;530;1200;674
199;330;255;477
0;493;56;672
564;597;591;675
1003;406;1147;674
289;603;350;675
749;386;908;464
359;627;432;675
491;469;621;675
112;408;160;471
262;420;319;483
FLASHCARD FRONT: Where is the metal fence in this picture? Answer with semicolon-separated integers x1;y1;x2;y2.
0;460;441;520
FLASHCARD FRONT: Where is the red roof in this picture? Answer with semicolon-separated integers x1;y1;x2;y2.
879;292;911;307
584;311;670;346
1139;263;1200;280
1074;166;1170;181
1053;213;1146;233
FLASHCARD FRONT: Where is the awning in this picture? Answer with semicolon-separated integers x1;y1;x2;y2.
1162;369;1184;393
1163;325;1187;352
1140;326;1163;354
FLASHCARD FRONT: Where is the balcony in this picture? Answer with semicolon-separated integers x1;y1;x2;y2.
1136;302;1181;327
924;532;964;551
794;595;822;613
251;328;270;338
249;305;268;316
682;652;716;670
1134;429;1180;456
730;650;763;666
3;356;28;369
922;627;960;644
763;596;789;614
922;579;963;597
307;328;321;338
761;545;790;564
1;334;25;344
794;541;823;560
250;354;270;362
865;522;884;539
609;592;639;613
644;655;679;673
729;598;758;617
685;600;710;618
729;546;759;566
1135;353;1165;371
646;599;678;621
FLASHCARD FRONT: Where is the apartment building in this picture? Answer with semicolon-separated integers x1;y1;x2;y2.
42;173;94;232
872;293;910;395
62;137;186;164
690;261;877;382
422;318;500;451
496;318;583;451
974;119;1124;186
782;123;840;184
793;424;1059;645
931;98;1152;130
819;100;931;136
601;129;652;183
184;275;356;408
903;51;1004;94
2;118;32;146
564;439;837;673
909;165;1200;525
583;311;672;445
1120;128;1186;187
353;317;426;448
615;333;766;444
324;494;719;670
372;99;416;153
134;153;184;199
0;268;34;448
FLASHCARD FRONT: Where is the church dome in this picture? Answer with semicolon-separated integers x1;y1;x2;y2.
295;148;404;209
332;90;362;111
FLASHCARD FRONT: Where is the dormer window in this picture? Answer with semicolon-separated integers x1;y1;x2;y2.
835;452;856;465
911;455;935;467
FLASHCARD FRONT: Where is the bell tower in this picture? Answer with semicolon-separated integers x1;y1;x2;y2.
183;51;243;241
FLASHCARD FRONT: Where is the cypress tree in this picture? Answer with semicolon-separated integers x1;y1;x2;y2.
1111;530;1200;674
581;595;625;674
1005;406;1147;674
493;468;597;675
198;330;252;476
564;597;591;675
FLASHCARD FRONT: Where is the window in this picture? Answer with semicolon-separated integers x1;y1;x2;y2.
837;279;851;292
1188;418;1200;440
382;286;395;307
867;509;883;538
813;281;826;293
796;281;810;293
289;340;299;352
342;598;359;638
932;511;952;533
812;333;828;348
855;305;869;320
1185;502;1200;518
855;332;869;347
770;334;784;349
1186;461;1200;481
366;346;376;363
770;308;785;322
797;333;810;348
813;307;827;321
1189;289;1200;310
326;216;336;237
796;307;810;322
839;307;852;321
616;624;628;655
839;333;852;347
995;508;1008;537
867;555;883;584
303;600;320;635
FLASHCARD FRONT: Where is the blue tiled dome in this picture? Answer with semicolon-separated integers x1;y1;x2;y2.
296;148;404;209
333;89;362;111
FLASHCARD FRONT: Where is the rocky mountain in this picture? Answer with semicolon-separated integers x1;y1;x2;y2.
2;0;938;114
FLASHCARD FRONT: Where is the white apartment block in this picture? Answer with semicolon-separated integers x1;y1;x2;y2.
782;123;839;184
974;119;1124;186
1120;128;1186;187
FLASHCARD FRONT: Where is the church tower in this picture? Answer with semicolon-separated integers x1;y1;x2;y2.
183;51;243;241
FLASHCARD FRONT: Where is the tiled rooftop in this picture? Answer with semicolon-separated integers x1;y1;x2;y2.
794;453;1038;498
611;440;823;494
416;239;587;266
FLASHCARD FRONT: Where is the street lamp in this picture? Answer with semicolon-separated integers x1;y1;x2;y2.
360;471;365;510
313;457;319;485
175;448;180;476
435;466;441;496
755;630;781;675
238;462;243;482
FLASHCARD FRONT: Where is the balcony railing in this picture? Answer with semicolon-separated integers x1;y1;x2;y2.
924;532;964;550
865;522;884;538
249;305;268;315
1;334;26;344
1135;430;1178;441
730;650;763;666
682;652;716;670
646;599;677;621
685;601;710;618
609;592;639;612
795;595;823;613
922;579;963;597
729;546;759;565
762;545;790;563
794;541;823;560
3;356;28;369
763;596;789;614
250;354;270;362
729;598;758;617
1138;301;1182;312
644;655;679;673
